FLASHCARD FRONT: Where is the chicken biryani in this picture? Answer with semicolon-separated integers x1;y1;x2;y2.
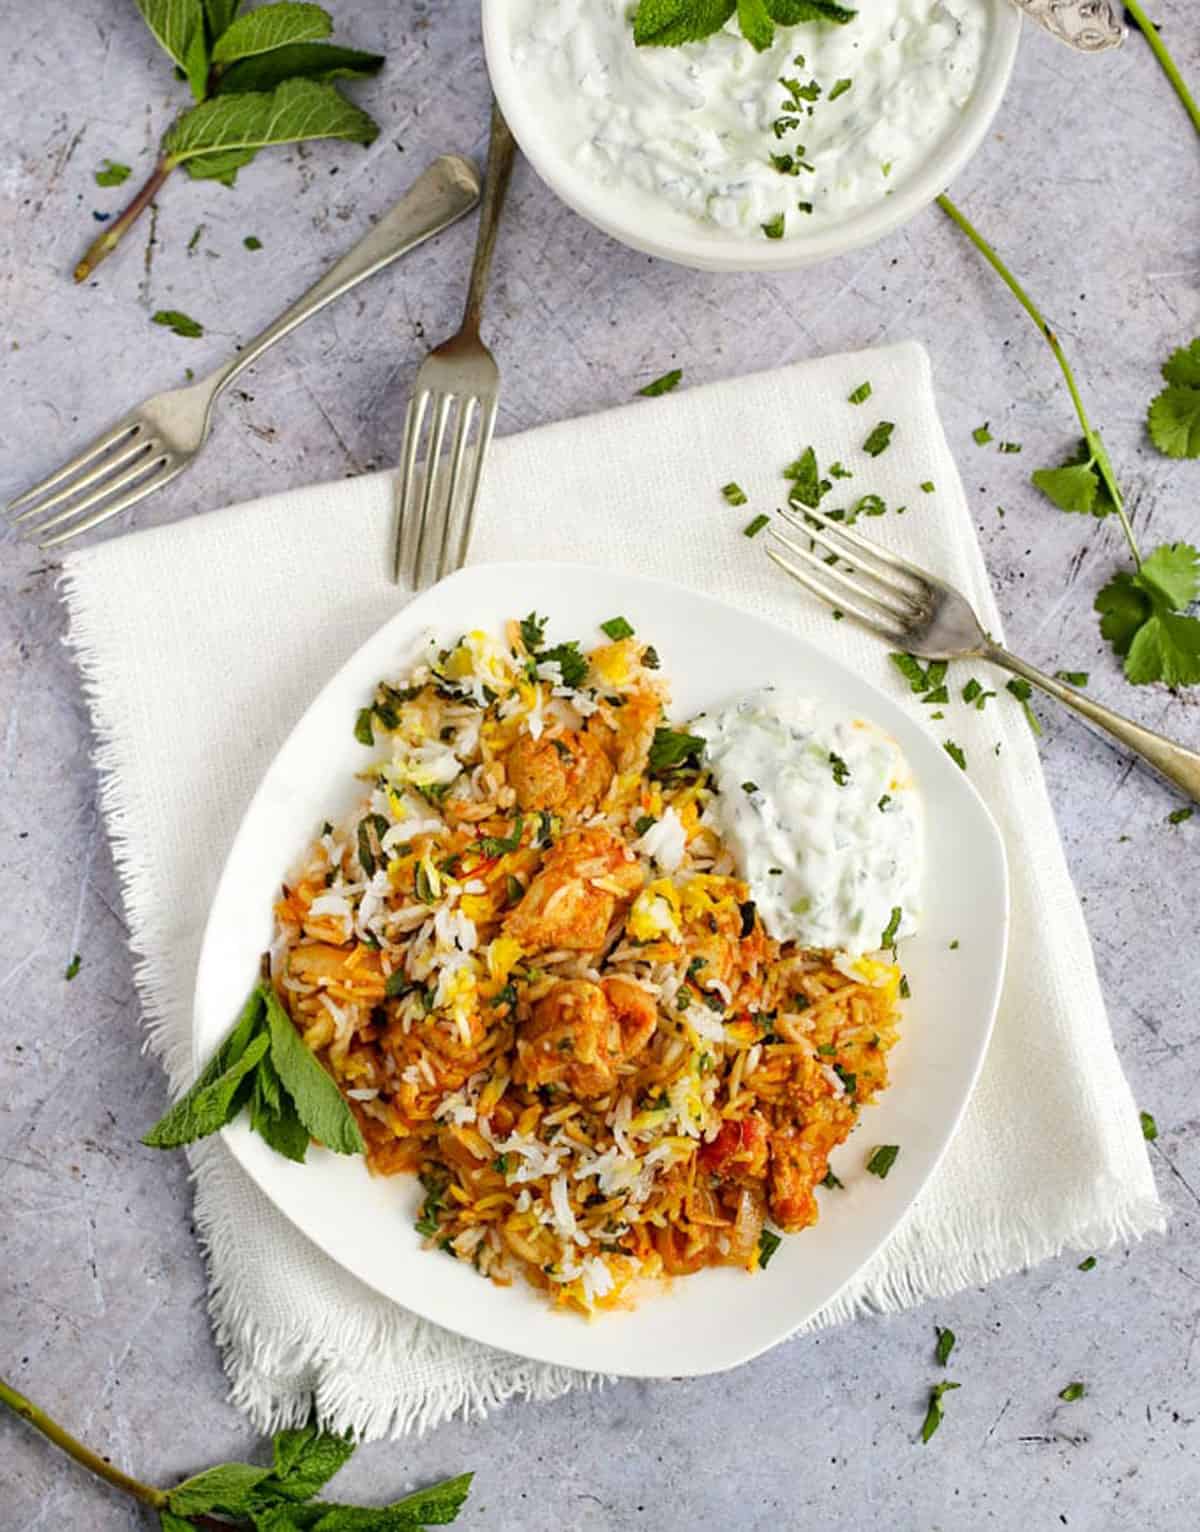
270;615;909;1315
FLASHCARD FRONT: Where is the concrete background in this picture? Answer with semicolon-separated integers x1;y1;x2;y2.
2;1;1198;1527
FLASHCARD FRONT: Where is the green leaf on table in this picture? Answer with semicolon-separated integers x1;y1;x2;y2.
168;1461;277;1516
213;2;333;65
265;1421;356;1501
637;367;682;397
152;308;205;337
161;1512;197;1532
1148;385;1200;459
737;0;775;50
920;1381;960;1444
934;1326;956;1366
184;146;261;184
305;1472;475;1529
164;77;379;172
95;159;132;186
136;0;205;70
264;983;365;1155
633;0;735;47
142;1029;268;1147
205;0;243;38
216;42;385;94
184;21;210;101
1095;543;1200;686
1161;337;1200;389
1031;462;1099;515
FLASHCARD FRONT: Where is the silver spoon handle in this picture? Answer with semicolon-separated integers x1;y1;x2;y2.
1007;0;1125;52
985;642;1200;802
204;154;482;398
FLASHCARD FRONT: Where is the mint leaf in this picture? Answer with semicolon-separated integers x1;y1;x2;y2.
765;0;855;20
205;0;242;35
264;983;365;1155
152;309;205;338
213;2;333;64
266;1422;356;1500
1162;337;1200;389
164;77;379;169
184;21;210;100
250;1070;311;1162
633;0;736;47
737;0;775;49
183;146;260;184
1148;385;1200;459
95;159;132;186
216;42;385;94
1031;462;1098;514
307;1473;474;1529
142;1029;268;1147
161;1512;197;1532
168;1461;276;1516
135;0;205;70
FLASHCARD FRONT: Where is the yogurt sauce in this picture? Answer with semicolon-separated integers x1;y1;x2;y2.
508;0;989;241
693;691;923;956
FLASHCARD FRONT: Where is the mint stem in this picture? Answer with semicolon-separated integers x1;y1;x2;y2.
74;155;174;283
0;1374;167;1511
936;192;1141;567
1124;0;1200;137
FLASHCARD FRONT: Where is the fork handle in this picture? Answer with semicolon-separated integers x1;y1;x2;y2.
984;642;1200;803
202;155;482;400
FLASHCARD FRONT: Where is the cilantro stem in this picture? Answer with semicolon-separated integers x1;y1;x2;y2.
1124;0;1200;138
936;193;1141;567
74;156;174;283
0;1374;168;1512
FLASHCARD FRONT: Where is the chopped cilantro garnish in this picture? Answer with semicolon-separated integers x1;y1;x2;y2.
384;970;418;999
638;368;682;397
1006;677;1042;736
863;421;895;457
676;989;692;1011
1078;1255;1097;1271
943;740;966;771
848;381;872;405
833;1063;856;1095
1059;1382;1086;1403
537;641;588;689
741;781;759;794
899;974;911;999
600;615;635;641
493;1155;510;1175
477;815;524;857
757;1227;782;1269
828;460;852;480
64;954;82;981
353;707;375;746
505;874;524;908
816;1042;837;1057
920;480;935;493
762;214;786;240
866;1144;899;1178
973;423;993;446
828;77;853;101
243;235;263;250
743;513;771;538
634;814;657;836
1167;806;1193;825
1054;670;1089;687
519;612;547;650
935;1326;956;1366
999;440;1022;453
890;652;929;692
648;726;705;774
821;1169;844;1190
1140;1110;1158;1140
783;446;830;508
921;1381;960;1443
828;752;851;787
721;481;748;505
880;906;902;948
949;939;959;950
641;645;660;670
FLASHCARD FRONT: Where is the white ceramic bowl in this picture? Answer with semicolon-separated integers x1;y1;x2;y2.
482;1;1021;273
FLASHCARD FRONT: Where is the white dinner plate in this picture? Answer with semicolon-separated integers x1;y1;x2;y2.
193;562;1009;1378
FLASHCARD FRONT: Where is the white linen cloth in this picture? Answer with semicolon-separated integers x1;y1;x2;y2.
62;341;1164;1438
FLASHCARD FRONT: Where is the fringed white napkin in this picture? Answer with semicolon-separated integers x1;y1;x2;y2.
62;341;1164;1439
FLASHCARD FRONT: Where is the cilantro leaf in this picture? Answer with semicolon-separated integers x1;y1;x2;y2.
722;481;748;505
1139;541;1200;610
65;953;82;980
863;421;895;457
783;446;830;508
1058;1381;1086;1403
1031;462;1099;515
637;367;683;396
600;615;635;641
519;612;547;650
743;513;770;538
1095;544;1200;685
866;1144;899;1178
152;309;204;338
633;0;735;46
761;213;786;239
1162;337;1200;389
648;726;705;773
1148;385;1200;459
943;740;966;771
264;983;365;1155
1125;610;1200;687
212;2;333;65
536;641;588;689
95;159;133;186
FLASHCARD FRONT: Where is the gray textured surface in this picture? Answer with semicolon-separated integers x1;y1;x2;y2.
2;2;1198;1528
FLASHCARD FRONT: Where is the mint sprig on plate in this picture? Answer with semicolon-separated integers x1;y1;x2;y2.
632;0;854;53
143;969;365;1159
76;2;384;282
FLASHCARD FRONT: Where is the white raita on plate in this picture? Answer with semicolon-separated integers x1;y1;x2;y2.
507;0;989;241
693;689;923;955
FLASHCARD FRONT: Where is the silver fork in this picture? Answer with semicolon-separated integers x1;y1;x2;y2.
392;100;517;589
6;155;482;549
768;501;1200;803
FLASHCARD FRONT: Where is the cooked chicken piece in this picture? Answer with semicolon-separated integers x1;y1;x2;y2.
587;688;663;774
506;728;614;815
767;1121;842;1232
288;941;383;992
698;1112;770;1181
516;975;658;1097
503;827;643;951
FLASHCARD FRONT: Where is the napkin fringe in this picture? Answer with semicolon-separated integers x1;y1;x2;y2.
810;1190;1166;1326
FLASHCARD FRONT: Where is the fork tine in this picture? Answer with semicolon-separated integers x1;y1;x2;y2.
23;451;170;538
392;391;430;587
770;523;923;625
37;461;181;549
774;503;929;615
433;397;478;582
9;434;154;527
765;542;913;647
781;500;933;589
452;398;497;574
409;393;453;589
6;419;141;515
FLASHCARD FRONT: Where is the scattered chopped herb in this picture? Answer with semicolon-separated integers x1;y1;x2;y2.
478;815;525;857
64;954;82;981
899;974;911;999
1078;1255;1097;1271
762;213;786;240
828;752;851;787
741;781;759;795
94;158;132;187
891;652;929;692
186;223;204;252
1054;670;1089;687
949;939;959;950
1140;1110;1158;1141
833;1064;856;1095
935;1326;956;1366
863;421;895;457
1167;806;1194;825
848;381;872;405
648;726;705;774
783;445;831;508
920;480;935;493
880;906;902;948
973;423;993;446
757;1227;782;1269
878;794;892;812
519;612;547;650
676;989;692;1011
414;862;436;904
796;200;814;215
152;309;204;339
922;685;949;705
384;970;417;1000
600;615;635;641
866;1144;899;1179
821;1169;844;1189
999;440;1022;453
634;815;657;836
638;368;682;397
721;481;748;506
816;1043;837;1057
492;1155;509;1175
642;645;661;669
1059;1382;1086;1403
1006;677;1042;736
828;76;853;101
353;707;374;746
243;234;263;250
921;1381;961;1443
943;740;966;771
743;513;771;538
505;874;524;908
828;460;852;480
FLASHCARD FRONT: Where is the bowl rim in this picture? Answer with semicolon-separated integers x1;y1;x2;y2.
482;0;1021;272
